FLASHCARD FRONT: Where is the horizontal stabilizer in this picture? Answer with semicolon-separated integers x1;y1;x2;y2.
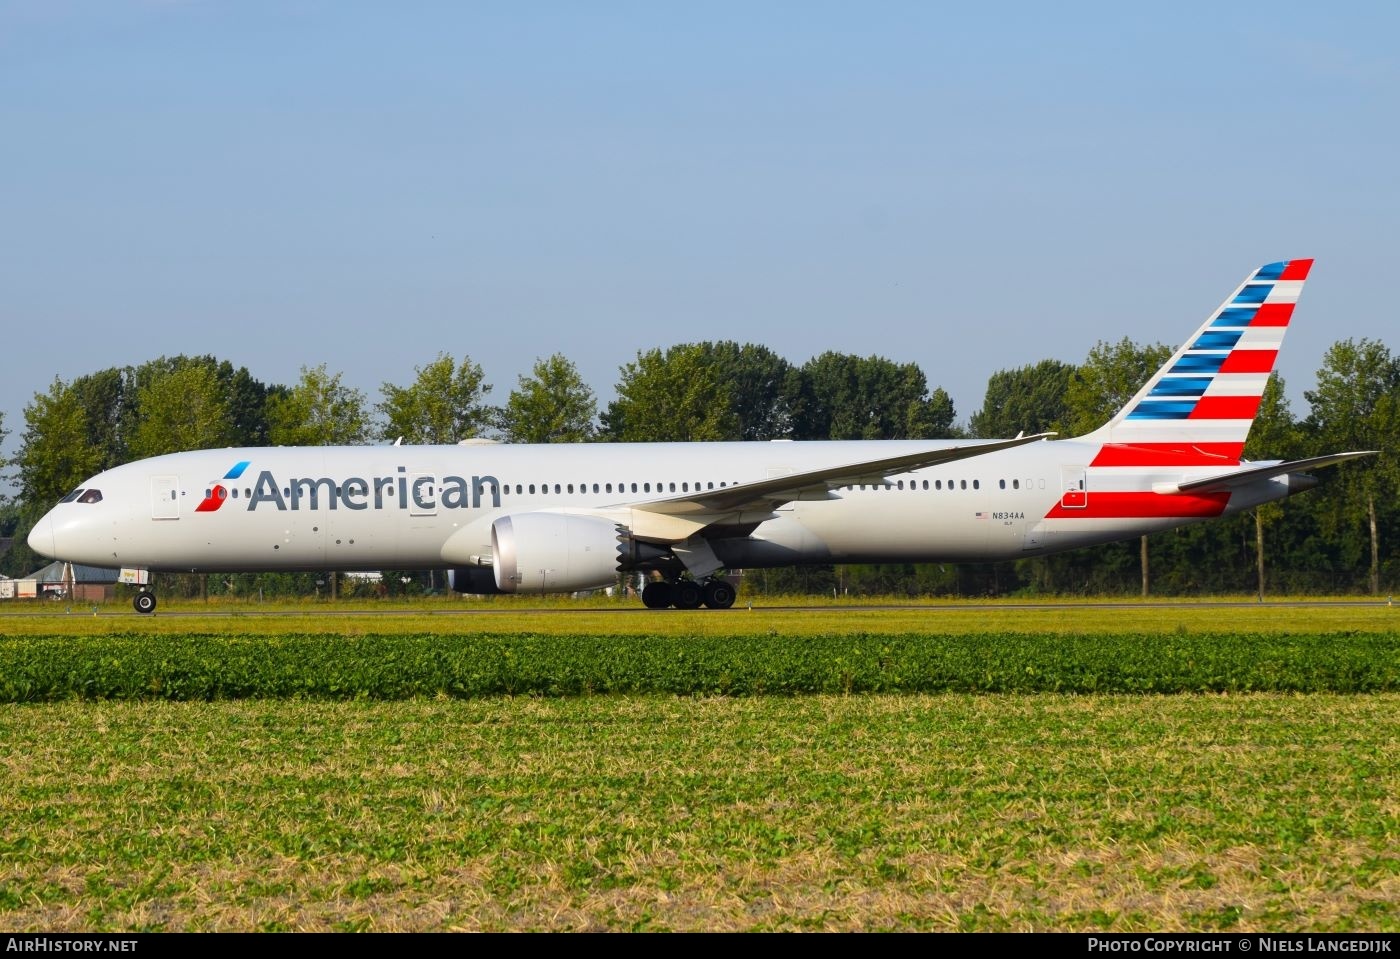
1165;451;1377;495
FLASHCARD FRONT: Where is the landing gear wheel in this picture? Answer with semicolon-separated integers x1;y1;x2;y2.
133;591;157;615
702;579;737;609
641;581;674;609
672;580;704;610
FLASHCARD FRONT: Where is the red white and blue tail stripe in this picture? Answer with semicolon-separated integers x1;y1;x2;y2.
1086;259;1312;467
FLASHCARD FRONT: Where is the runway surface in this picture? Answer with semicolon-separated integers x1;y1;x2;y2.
1;598;1394;618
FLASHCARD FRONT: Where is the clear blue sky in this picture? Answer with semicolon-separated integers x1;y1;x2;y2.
2;1;1397;474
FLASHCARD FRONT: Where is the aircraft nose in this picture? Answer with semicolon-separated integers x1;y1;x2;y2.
28;513;56;560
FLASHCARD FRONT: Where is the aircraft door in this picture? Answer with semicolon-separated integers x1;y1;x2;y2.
151;476;180;520
1060;467;1088;509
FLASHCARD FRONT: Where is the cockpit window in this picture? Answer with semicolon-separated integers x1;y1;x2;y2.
59;489;85;504
77;489;103;504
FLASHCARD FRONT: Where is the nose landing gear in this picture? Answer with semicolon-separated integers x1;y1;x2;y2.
133;590;157;614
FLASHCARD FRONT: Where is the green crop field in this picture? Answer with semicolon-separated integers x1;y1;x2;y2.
0;600;1396;932
2;592;1397;638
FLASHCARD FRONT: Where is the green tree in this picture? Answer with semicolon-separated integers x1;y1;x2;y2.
267;364;371;446
969;359;1075;439
793;353;957;440
602;345;738;442
697;342;802;440
0;501;38;577
220;364;275;447
379;353;494;444
17;378;105;505
69;368;130;470
124;355;271;450
128;364;235;458
498;354;597;443
1304;338;1400;595
1061;337;1173;437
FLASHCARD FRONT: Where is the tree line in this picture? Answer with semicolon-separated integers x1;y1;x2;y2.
0;337;1394;597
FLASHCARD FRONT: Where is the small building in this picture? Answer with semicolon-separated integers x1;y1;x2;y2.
25;561;121;602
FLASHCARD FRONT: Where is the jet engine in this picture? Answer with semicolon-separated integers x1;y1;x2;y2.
491;512;631;593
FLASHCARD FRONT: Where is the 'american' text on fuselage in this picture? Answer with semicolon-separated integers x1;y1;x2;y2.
242;468;502;512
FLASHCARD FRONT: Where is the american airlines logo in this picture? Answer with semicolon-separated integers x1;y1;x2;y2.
200;462;503;513
195;461;250;512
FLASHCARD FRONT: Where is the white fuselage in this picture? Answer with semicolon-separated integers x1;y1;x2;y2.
29;439;1292;575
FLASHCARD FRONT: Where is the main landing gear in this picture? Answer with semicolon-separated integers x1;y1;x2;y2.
641;578;737;610
133;589;157;614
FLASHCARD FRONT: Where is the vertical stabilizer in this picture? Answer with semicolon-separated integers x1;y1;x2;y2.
1084;259;1312;466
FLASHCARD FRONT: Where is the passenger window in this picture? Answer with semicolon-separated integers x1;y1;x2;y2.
554;484;561;494
999;479;1006;489
1013;479;1020;490
935;480;942;490
960;480;967;490
644;483;651;493
631;483;638;493
972;480;979;490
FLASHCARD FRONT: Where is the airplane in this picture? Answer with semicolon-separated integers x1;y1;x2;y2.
28;258;1375;613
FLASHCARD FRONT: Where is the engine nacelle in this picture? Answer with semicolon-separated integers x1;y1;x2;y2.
447;566;503;595
492;513;625;593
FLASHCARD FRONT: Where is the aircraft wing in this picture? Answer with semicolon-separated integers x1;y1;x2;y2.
1167;451;1378;494
620;433;1053;541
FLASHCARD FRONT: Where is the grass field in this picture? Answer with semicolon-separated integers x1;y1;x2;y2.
2;592;1397;637
0;599;1396;932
